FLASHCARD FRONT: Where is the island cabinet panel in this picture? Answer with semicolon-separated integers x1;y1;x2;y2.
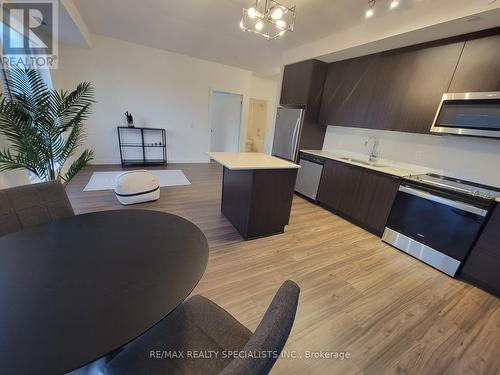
221;167;297;240
460;204;500;297
317;159;400;236
319;40;464;134
448;33;500;93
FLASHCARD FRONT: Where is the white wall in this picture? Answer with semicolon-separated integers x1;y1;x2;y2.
323;126;500;187
52;34;278;164
0;168;30;189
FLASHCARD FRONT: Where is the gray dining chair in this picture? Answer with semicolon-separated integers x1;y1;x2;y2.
0;180;75;237
104;280;300;375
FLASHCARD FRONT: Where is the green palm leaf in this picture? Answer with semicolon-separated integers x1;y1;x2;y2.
62;149;94;183
0;68;95;183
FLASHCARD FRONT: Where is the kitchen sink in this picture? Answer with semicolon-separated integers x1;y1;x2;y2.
338;157;387;168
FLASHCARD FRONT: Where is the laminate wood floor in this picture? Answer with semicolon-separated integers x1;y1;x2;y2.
67;163;500;375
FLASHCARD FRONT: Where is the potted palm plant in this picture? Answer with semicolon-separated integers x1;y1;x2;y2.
0;68;95;183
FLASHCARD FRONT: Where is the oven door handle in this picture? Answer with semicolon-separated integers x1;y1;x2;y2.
399;185;488;217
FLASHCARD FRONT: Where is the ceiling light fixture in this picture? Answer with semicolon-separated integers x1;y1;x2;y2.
240;1;296;40
389;0;399;9
365;0;376;18
247;7;257;18
276;20;286;29
271;6;284;20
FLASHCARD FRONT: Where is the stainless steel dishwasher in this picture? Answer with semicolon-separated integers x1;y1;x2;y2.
295;152;325;201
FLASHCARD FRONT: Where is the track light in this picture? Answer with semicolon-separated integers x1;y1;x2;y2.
365;0;375;18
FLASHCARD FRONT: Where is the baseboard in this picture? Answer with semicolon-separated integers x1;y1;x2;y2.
168;160;211;164
89;159;210;165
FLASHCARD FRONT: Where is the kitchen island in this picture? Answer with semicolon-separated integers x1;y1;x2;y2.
208;152;300;240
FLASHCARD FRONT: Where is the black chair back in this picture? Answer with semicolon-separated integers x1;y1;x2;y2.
0;181;74;237
220;280;300;375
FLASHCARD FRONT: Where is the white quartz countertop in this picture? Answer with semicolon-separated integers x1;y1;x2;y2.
208;152;300;170
301;150;419;178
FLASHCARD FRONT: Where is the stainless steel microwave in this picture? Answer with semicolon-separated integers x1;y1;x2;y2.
430;92;500;138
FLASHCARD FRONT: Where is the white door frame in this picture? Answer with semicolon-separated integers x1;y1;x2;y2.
208;88;244;153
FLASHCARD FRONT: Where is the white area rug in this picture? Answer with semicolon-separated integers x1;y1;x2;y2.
83;170;191;192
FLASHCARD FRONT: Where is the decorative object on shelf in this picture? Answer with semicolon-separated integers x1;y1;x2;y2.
0;67;95;184
117;126;167;167
125;111;135;127
240;0;296;40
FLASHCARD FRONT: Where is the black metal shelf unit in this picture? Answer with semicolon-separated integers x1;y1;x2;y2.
117;127;167;167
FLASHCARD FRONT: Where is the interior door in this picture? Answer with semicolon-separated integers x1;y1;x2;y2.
210;91;243;152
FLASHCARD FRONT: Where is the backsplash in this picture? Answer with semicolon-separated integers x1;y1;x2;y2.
322;126;500;187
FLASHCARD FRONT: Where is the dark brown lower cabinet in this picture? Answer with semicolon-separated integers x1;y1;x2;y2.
317;159;400;236
221;167;297;240
460;204;500;297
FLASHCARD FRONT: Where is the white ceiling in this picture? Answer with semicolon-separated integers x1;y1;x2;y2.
71;0;500;77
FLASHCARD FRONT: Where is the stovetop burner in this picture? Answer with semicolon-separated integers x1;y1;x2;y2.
404;173;500;200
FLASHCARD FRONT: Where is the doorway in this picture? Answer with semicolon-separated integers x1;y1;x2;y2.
210;90;243;152
246;98;268;152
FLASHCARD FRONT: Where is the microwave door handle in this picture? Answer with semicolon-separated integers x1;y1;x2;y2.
399;185;487;217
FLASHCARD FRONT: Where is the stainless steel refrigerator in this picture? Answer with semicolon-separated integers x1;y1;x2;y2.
271;106;305;162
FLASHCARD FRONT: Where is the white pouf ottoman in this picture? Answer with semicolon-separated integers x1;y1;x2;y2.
114;170;160;205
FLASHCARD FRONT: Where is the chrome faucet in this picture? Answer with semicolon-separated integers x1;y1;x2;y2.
364;137;379;162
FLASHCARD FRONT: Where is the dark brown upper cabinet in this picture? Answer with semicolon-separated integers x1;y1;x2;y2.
318;54;379;129
280;59;328;151
285;30;500;136
373;41;464;134
280;60;327;121
319;41;464;134
280;61;311;106
448;33;500;93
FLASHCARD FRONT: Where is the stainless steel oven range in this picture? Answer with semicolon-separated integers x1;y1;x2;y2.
383;174;500;277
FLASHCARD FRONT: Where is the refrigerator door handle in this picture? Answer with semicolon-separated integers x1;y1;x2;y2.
291;112;302;161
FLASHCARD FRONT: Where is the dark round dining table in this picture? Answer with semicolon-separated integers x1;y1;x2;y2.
0;209;209;375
